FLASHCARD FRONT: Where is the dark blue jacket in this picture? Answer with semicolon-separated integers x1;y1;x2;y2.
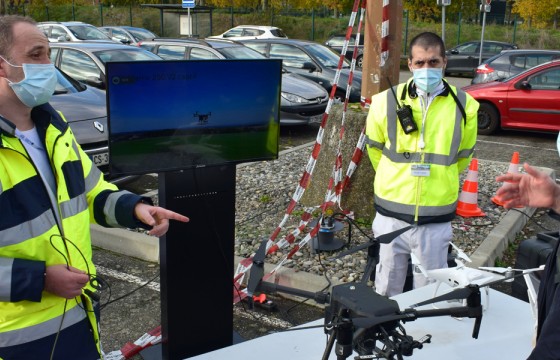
527;237;560;359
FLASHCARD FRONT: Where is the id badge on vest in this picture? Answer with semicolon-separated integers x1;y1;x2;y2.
411;164;430;177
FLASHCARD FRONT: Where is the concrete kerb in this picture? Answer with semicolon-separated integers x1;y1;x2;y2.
90;143;552;306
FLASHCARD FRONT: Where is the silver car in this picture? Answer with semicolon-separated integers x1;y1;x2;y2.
138;38;328;125
49;41;162;90
50;68;133;184
38;21;114;42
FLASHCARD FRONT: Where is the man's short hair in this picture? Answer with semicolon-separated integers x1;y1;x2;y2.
0;15;37;60
408;32;446;60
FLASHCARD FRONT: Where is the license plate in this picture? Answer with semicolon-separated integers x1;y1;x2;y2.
92;152;109;166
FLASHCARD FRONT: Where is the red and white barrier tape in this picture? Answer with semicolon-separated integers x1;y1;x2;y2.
105;326;162;360
233;0;368;297
380;0;390;67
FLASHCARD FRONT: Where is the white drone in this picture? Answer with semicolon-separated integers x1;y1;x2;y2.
411;242;545;328
410;243;499;310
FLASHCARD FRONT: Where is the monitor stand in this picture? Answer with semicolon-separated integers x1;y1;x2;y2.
156;165;236;359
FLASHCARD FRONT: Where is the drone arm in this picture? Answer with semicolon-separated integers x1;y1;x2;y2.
258;280;330;304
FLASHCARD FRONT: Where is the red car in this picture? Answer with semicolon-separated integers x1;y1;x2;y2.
462;60;560;135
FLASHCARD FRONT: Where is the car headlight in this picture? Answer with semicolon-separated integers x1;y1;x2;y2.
281;92;312;104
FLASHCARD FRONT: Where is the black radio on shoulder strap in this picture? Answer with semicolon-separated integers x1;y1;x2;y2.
399;79;467;126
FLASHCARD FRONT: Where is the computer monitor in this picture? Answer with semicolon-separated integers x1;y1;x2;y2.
106;59;282;176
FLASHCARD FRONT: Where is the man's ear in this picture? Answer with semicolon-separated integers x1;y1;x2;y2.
0;58;9;78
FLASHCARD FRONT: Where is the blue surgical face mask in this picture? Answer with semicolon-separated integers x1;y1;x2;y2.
2;57;57;108
412;67;443;94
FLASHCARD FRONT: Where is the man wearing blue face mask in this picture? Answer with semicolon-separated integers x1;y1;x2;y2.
365;32;479;297
0;16;189;360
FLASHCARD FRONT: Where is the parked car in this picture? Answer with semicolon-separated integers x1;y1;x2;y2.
325;34;364;68
49;42;162;90
38;21;114;42
209;25;287;40
445;40;518;76
98;26;157;45
50;68;132;184
138;38;328;125
239;38;363;103
462;60;560;135
472;49;560;84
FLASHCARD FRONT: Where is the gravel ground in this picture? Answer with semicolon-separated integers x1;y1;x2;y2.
233;143;549;283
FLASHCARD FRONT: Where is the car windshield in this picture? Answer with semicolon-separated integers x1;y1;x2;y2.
217;46;266;60
68;25;111;40
93;49;162;63
127;28;157;41
304;43;350;68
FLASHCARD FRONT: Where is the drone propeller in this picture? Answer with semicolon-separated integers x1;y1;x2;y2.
479;265;545;275
333;225;413;259
449;242;472;263
246;238;268;297
410;253;428;277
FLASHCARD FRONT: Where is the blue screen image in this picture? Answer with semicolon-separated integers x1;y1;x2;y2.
106;59;281;175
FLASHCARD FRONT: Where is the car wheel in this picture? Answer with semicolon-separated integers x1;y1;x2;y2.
356;55;363;68
477;102;500;135
333;90;346;104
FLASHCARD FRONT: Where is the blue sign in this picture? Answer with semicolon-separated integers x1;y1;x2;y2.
182;0;195;8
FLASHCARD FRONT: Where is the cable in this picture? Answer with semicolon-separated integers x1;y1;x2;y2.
49;300;68;360
99;273;158;310
49;235;111;310
510;207;554;232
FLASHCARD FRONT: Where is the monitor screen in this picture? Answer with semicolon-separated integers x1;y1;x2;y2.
106;59;281;176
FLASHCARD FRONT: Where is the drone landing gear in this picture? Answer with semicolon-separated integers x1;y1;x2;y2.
322;314;432;360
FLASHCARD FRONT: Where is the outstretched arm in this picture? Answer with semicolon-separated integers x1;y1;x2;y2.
495;163;560;211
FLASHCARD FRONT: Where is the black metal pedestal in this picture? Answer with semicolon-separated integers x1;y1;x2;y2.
157;165;236;360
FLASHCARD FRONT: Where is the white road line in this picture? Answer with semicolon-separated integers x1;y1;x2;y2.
233;306;294;329
96;265;295;329
96;265;160;292
477;139;556;152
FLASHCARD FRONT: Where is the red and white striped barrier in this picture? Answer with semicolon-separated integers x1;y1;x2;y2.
233;0;368;299
105;326;162;360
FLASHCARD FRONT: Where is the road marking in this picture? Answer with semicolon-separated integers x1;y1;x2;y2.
233;306;294;329
96;265;160;292
96;265;296;329
477;139;556;152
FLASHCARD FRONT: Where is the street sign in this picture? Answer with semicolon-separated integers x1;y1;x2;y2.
182;0;195;9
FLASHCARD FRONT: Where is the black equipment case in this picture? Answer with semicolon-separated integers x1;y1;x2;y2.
512;231;559;302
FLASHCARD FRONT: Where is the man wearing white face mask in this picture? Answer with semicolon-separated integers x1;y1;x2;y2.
365;32;479;297
0;16;189;360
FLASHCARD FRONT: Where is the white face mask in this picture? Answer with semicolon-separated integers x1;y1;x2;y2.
2;56;57;108
556;132;560;157
412;67;444;94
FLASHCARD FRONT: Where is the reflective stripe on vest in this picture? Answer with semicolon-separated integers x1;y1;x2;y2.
0;210;57;247
384;86;467;166
373;194;458;217
0;302;86;347
0;258;13;301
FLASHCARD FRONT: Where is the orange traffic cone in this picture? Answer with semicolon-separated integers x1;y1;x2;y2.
492;152;523;207
457;158;486;217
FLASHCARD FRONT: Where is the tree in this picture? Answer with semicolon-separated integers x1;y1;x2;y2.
512;0;560;28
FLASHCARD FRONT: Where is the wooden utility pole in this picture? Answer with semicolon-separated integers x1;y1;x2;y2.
361;0;404;107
